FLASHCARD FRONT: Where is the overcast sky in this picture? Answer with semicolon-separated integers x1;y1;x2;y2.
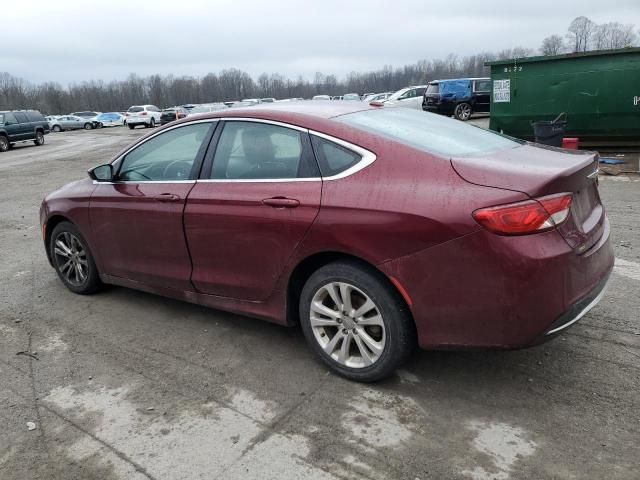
2;0;639;85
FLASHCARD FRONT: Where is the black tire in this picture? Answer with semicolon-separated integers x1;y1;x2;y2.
128;124;135;130
0;135;8;152
97;122;103;129
453;102;472;121
299;261;416;382
84;122;93;130
34;131;45;146
49;221;102;295
149;118;155;128
52;125;62;132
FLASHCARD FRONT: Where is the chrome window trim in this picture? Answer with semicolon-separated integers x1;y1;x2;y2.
93;180;195;185
308;130;376;181
196;118;376;183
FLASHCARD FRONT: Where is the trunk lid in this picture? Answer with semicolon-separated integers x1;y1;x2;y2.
452;144;604;254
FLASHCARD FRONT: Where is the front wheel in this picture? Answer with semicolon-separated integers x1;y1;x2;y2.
53;125;62;132
454;102;472;121
299;261;415;382
84;123;93;130
34;131;45;146
49;221;102;294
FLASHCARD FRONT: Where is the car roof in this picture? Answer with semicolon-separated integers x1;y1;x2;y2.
429;77;489;84
194;100;377;121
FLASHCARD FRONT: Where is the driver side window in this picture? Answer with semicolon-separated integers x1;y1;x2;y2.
118;123;212;182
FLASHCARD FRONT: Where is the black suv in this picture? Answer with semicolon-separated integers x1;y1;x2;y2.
422;78;491;121
0;110;50;152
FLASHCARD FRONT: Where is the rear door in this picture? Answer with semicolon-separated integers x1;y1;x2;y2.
473;79;491;113
89;121;216;290
184;119;322;300
12;112;31;139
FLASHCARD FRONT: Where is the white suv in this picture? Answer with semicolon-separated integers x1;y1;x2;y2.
125;105;162;129
383;86;429;110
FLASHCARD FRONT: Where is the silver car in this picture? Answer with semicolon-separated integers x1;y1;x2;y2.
53;115;95;132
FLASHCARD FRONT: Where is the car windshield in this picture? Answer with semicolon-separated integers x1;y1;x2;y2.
128;107;144;113
387;88;411;101
337;108;521;157
426;84;439;94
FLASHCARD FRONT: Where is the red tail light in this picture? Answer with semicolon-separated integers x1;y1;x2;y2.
125;113;129;116
473;193;573;235
141;111;148;116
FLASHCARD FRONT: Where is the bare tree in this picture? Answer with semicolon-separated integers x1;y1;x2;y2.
567;16;596;52
592;22;637;49
541;35;565;55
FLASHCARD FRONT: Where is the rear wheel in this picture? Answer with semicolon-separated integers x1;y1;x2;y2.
454;102;472;121
49;221;101;294
149;118;156;128
0;135;8;152
34;131;45;146
299;261;415;382
84;122;92;130
128;124;135;130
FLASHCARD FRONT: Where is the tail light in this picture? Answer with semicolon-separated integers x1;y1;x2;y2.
473;193;573;235
125;113;129;116
141;111;148;116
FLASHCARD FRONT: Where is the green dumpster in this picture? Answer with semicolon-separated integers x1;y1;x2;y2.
486;48;640;145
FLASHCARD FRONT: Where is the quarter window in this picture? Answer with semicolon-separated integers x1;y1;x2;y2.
211;121;318;179
310;136;361;177
118;123;212;182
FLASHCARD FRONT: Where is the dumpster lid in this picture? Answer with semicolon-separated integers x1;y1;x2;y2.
485;47;640;67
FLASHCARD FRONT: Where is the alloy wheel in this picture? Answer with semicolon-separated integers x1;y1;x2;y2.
53;231;89;287
0;136;8;152
456;103;472;120
310;282;386;368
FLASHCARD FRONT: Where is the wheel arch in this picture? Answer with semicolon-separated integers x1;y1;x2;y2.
286;251;415;328
44;215;72;266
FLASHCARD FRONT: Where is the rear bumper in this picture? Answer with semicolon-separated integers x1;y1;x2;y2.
379;217;614;350
530;271;610;344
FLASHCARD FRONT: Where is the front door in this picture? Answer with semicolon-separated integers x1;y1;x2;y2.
89;121;216;290
184;120;322;301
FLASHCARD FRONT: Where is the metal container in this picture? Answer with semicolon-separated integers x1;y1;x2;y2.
486;48;640;145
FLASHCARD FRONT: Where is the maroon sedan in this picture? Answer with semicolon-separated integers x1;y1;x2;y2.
40;102;613;381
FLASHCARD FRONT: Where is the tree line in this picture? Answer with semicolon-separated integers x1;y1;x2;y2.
1;17;636;114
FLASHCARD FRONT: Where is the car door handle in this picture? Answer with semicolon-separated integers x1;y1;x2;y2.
262;197;300;208
153;193;181;202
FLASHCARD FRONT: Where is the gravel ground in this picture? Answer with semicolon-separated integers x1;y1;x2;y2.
1;126;639;480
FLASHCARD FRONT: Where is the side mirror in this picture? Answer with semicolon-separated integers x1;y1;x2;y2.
88;164;114;182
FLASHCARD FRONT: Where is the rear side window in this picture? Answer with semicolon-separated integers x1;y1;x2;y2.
338;108;521;157
426;84;439;94
310;136;361;177
26;111;44;121
474;80;491;92
14;112;28;123
211;121;319;180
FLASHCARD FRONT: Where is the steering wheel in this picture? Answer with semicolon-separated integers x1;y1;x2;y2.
163;161;192;180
